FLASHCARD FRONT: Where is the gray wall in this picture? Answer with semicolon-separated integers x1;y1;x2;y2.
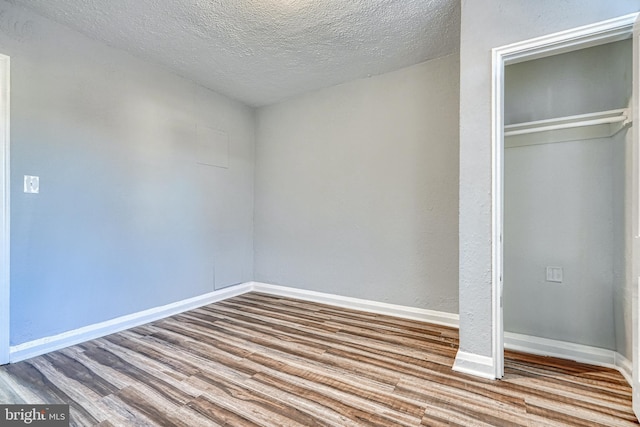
504;40;632;125
503;41;630;351
504;136;623;350
459;0;640;359
254;54;459;312
5;1;255;346
614;128;631;359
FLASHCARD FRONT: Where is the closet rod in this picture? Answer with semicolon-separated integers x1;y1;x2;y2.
504;109;630;137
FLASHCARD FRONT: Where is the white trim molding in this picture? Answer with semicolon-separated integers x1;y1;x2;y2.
617;352;633;386
7;279;633;389
452;351;496;380
0;53;9;365
500;13;639;65
10;283;251;363
504;332;632;386
250;282;460;328
8;281;460;362
504;332;617;366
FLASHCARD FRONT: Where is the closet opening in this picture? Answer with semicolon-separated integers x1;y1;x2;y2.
502;39;632;372
489;14;640;392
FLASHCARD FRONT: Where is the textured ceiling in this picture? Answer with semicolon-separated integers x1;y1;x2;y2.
12;0;460;106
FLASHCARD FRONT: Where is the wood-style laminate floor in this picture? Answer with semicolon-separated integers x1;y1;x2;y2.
0;292;637;426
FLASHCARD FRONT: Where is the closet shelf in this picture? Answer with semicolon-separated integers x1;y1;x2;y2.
504;108;631;148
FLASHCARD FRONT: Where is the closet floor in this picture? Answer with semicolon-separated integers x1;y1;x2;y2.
0;292;637;426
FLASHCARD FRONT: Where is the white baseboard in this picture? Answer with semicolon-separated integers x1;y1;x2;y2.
452;350;496;380
504;331;632;386
250;282;460;328
251;284;633;385
504;332;616;366
8;281;458;363
7;279;634;388
615;352;633;385
9;283;252;363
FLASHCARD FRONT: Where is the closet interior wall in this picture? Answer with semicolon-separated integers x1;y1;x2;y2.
503;39;632;356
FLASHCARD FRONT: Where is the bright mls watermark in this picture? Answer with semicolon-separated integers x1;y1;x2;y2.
0;405;68;426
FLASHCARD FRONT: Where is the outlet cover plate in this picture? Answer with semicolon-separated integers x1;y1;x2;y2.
24;175;39;194
546;266;563;283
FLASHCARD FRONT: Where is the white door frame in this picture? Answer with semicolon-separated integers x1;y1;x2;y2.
632;14;640;418
490;13;639;380
0;53;9;365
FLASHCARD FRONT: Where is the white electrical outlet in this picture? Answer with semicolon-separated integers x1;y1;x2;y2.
546;266;563;283
24;175;39;194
